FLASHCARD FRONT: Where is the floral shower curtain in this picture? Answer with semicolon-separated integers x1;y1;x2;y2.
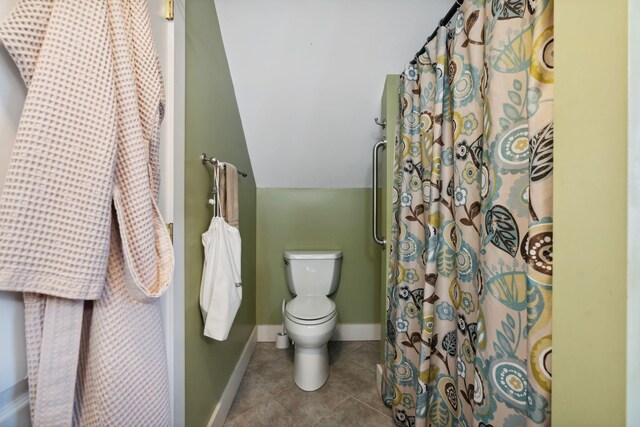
382;0;553;426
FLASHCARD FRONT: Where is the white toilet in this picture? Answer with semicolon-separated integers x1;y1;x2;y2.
283;250;342;391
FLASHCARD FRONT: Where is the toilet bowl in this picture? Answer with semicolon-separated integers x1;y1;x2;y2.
283;251;342;391
284;295;337;391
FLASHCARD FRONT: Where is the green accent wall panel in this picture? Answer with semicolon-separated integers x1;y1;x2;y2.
554;0;628;424
185;1;256;426
256;188;380;325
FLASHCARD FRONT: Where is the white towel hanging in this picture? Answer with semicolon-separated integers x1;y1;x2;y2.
199;162;242;340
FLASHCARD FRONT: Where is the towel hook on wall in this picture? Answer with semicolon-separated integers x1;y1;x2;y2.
374;118;387;129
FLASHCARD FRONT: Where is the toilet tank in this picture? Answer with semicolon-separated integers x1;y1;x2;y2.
283;251;343;296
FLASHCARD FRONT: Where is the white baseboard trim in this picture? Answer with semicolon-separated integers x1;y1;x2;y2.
206;326;257;427
257;324;284;342
332;323;381;341
257;323;380;342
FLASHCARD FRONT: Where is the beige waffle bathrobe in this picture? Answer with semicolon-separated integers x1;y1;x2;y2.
0;1;174;425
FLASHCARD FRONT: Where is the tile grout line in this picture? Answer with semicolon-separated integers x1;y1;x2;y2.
323;388;352;413
343;343;366;357
225;378;272;420
271;382;296;398
349;394;393;420
271;397;306;422
309;394;354;426
344;353;379;373
229;343;386;426
272;383;350;425
225;396;274;424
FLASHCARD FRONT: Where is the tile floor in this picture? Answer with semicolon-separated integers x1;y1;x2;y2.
224;341;394;426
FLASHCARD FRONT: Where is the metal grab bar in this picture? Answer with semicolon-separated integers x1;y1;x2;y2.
372;139;386;248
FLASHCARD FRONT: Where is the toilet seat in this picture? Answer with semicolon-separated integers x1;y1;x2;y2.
286;310;337;326
285;296;336;325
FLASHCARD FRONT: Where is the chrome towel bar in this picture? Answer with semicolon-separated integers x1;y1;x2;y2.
201;153;248;177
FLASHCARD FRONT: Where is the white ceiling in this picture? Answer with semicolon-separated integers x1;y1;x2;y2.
215;0;453;188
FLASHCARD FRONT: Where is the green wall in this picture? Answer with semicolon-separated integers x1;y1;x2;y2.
554;0;628;425
185;1;257;426
256;188;380;325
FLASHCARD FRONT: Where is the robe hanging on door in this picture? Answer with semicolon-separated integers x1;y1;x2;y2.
0;1;174;425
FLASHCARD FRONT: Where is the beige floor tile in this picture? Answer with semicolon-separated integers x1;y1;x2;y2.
326;356;390;416
244;350;296;396
227;376;271;418
275;383;349;422
254;342;278;353
345;341;382;370
326;357;376;394
227;341;388;425
247;344;294;371
245;347;278;373
351;386;392;418
312;397;394;427
328;341;364;364
253;342;295;356
224;399;302;427
275;346;295;363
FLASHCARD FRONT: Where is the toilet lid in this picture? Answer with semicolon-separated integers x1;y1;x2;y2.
286;296;336;320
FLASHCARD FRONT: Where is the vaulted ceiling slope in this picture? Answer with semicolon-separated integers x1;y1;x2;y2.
215;0;453;188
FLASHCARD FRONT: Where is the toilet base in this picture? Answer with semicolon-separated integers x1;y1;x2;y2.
293;344;329;391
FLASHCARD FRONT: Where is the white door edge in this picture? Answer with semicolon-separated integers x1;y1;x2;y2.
154;0;186;425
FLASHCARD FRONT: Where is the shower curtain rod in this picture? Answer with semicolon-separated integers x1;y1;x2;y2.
410;0;463;64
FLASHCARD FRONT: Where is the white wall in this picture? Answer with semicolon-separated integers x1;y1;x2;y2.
0;2;30;425
215;0;453;188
